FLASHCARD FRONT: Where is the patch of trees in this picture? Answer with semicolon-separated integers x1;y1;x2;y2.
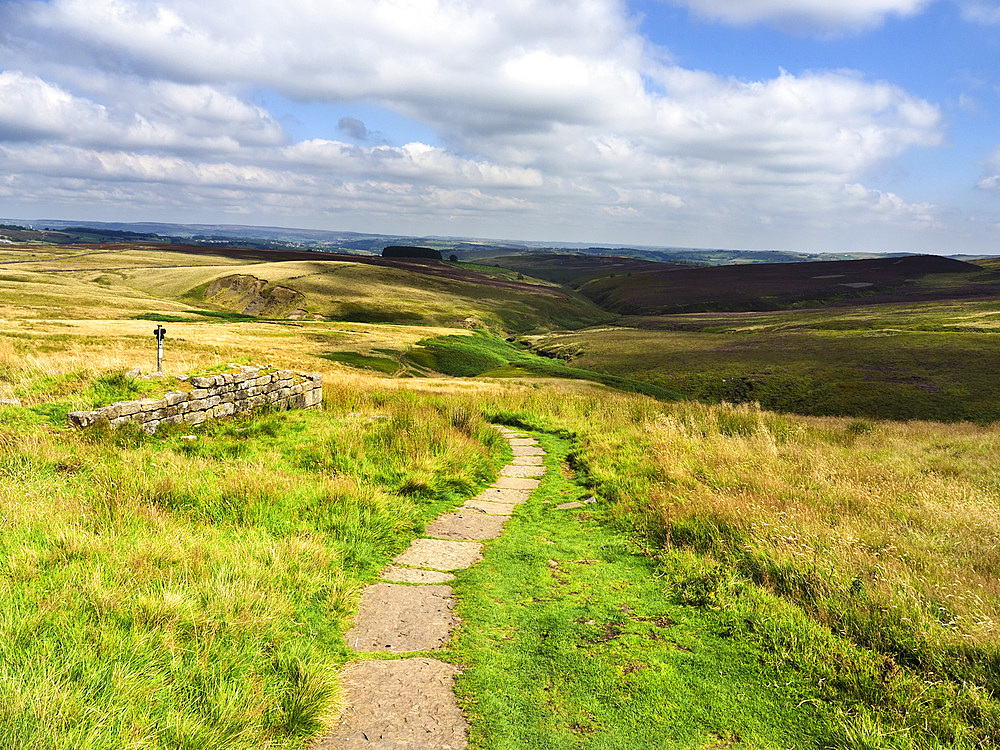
382;245;442;260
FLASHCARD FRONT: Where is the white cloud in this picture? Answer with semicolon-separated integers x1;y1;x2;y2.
960;2;1000;23
0;71;113;141
977;148;1000;191
664;0;931;33
0;0;956;250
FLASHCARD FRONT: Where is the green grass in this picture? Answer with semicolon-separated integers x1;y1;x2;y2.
0;384;508;749
315;351;401;374
406;331;682;400
530;299;1000;421
442;395;1000;748
450;432;832;748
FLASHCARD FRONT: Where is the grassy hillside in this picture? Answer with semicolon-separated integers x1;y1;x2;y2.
0;242;609;332
527;297;1000;422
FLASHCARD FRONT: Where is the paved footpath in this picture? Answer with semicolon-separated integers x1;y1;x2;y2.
312;426;544;749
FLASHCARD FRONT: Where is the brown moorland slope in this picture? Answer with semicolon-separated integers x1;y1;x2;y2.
489;252;679;287
582;254;991;313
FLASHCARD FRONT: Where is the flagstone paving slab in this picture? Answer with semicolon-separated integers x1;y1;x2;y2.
512;445;545;456
393;538;484;570
462;498;517;516
475;487;531;504
380;565;456;584
500;464;546;478
318;427;549;750
494;476;541;490
312;658;466;750
426;512;508;541
345;583;457;653
511;455;545;466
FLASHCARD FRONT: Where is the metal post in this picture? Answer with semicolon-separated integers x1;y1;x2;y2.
153;325;166;372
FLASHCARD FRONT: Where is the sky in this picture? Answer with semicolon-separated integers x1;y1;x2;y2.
0;0;999;254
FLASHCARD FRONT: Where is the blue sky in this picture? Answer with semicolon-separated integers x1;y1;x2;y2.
0;0;998;254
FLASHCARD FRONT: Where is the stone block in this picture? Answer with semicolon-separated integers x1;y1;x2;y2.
189;376;216;388
213;402;235;419
254;374;273;386
117;400;142;416
184;411;207;426
138;398;163;412
97;403;122;420
163;391;187;406
142;420;160;435
67;410;100;428
190;388;209;399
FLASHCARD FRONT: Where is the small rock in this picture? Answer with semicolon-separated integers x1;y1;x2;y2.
180;435;197;442
147;371;167;379
583;496;598;504
175;373;189;382
125;367;141;378
548;559;559;568
0;398;21;407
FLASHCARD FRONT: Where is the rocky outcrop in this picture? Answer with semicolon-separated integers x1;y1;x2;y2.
68;366;322;434
204;274;305;317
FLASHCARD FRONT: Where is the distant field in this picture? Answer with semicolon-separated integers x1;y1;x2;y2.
528;299;1000;422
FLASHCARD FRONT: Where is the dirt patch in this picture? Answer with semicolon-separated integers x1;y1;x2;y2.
393;538;484;570
426;512;508;541
345;583;457;653
312;658;467;749
204;273;305;317
380;565;456;584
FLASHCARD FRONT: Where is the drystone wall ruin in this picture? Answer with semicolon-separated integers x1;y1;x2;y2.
68;366;323;434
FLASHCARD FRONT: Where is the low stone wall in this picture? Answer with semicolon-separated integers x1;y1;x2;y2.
68;366;323;434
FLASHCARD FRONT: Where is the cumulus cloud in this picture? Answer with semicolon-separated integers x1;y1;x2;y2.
0;0;952;249
663;0;931;33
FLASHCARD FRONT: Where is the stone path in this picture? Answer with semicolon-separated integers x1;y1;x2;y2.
314;426;544;749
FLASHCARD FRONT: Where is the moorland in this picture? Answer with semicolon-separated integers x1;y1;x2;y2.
2;235;1000;749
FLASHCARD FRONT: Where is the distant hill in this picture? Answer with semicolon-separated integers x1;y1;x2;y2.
580;255;990;314
487;253;680;287
4;218;914;266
